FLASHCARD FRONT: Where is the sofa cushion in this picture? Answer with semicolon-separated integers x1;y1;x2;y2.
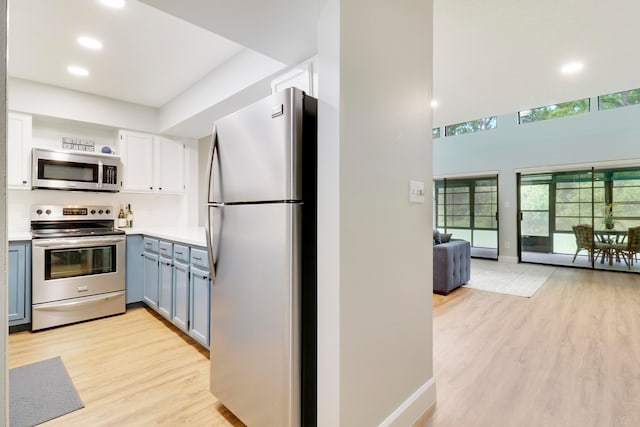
433;239;471;295
441;233;452;243
433;229;442;244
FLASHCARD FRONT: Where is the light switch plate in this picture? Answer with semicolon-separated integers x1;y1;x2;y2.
409;180;425;203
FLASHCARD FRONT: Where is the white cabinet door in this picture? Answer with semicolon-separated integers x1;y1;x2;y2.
154;136;184;194
7;112;33;190
120;131;184;194
120;131;154;192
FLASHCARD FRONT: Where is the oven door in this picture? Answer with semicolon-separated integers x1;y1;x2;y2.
32;235;126;304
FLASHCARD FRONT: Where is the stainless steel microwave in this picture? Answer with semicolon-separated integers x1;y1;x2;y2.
32;148;121;192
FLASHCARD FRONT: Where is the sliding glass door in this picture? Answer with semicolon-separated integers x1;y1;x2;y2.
435;176;498;259
518;166;640;272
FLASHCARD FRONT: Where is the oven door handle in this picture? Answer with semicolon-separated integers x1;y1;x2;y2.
32;237;126;248
33;291;124;311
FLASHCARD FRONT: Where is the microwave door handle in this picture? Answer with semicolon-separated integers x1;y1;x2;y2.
98;160;104;189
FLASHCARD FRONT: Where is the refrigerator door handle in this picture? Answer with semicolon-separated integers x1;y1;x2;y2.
205;207;217;284
206;125;219;203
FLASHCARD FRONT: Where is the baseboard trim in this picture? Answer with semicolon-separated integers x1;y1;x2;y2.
378;377;436;427
498;255;519;264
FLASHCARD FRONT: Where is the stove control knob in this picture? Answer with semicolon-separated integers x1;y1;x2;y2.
91;209;96;215
98;209;104;214
36;209;43;215
105;209;111;215
45;209;52;215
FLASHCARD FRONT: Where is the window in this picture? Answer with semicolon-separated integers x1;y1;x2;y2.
554;172;604;232
444;116;497;136
432;127;441;139
598;88;640;111
435;176;498;257
518;98;590;124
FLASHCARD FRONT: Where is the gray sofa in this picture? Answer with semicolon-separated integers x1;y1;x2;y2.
433;238;471;295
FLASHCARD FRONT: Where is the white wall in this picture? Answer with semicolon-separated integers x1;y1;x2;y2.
158;50;284;134
197;135;211;226
317;0;435;425
8;78;158;133
433;100;640;260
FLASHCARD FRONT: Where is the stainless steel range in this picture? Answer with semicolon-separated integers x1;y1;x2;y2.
31;205;126;330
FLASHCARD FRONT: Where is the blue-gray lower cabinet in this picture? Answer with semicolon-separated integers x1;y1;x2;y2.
142;238;160;310
172;244;190;332
189;248;211;349
8;241;31;327
126;235;144;304
130;236;210;349
158;254;173;321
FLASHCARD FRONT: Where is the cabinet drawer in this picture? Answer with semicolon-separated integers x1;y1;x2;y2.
190;248;209;270
159;241;173;257
173;244;189;262
143;237;159;253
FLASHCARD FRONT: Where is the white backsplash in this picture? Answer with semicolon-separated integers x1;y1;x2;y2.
8;189;192;233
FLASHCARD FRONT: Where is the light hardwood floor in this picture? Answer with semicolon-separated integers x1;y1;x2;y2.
428;267;640;427
10;267;640;426
9;306;244;426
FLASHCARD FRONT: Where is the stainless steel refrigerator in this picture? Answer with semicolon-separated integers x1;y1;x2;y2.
205;87;317;427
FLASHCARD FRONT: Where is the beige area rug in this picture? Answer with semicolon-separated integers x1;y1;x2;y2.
464;259;556;298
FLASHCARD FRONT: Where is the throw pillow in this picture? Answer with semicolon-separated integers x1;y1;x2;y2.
433;229;442;245
440;233;452;243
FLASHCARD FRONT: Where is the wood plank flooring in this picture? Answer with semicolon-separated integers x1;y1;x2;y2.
10;267;640;426
428;267;640;427
9;306;244;426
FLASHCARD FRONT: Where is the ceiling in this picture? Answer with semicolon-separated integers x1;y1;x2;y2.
8;0;245;107
8;0;640;134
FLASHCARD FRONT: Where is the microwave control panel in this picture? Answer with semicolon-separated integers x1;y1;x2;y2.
103;165;118;185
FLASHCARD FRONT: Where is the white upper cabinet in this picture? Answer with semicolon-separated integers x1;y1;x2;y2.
154;135;185;194
119;130;184;194
7;112;33;190
120;130;154;192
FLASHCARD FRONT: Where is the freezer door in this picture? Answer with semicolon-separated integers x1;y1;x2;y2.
209;203;301;427
207;88;305;204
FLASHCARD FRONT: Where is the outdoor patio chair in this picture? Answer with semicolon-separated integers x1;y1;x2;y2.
612;226;640;269
572;224;610;263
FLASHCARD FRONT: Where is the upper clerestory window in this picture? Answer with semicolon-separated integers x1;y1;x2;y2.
518;98;590;124
445;116;497;136
432;127;441;139
598;88;640;111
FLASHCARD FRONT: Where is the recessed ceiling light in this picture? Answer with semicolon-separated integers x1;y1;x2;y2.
68;66;89;77
430;100;439;108
561;62;584;74
99;0;125;8
77;36;103;50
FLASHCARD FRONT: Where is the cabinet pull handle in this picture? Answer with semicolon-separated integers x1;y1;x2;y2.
193;256;202;261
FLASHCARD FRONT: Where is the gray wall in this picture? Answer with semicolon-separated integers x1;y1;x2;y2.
433;99;640;260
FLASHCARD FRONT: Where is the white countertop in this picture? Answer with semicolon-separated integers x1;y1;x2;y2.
120;227;207;247
9;227;207;247
8;231;32;241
